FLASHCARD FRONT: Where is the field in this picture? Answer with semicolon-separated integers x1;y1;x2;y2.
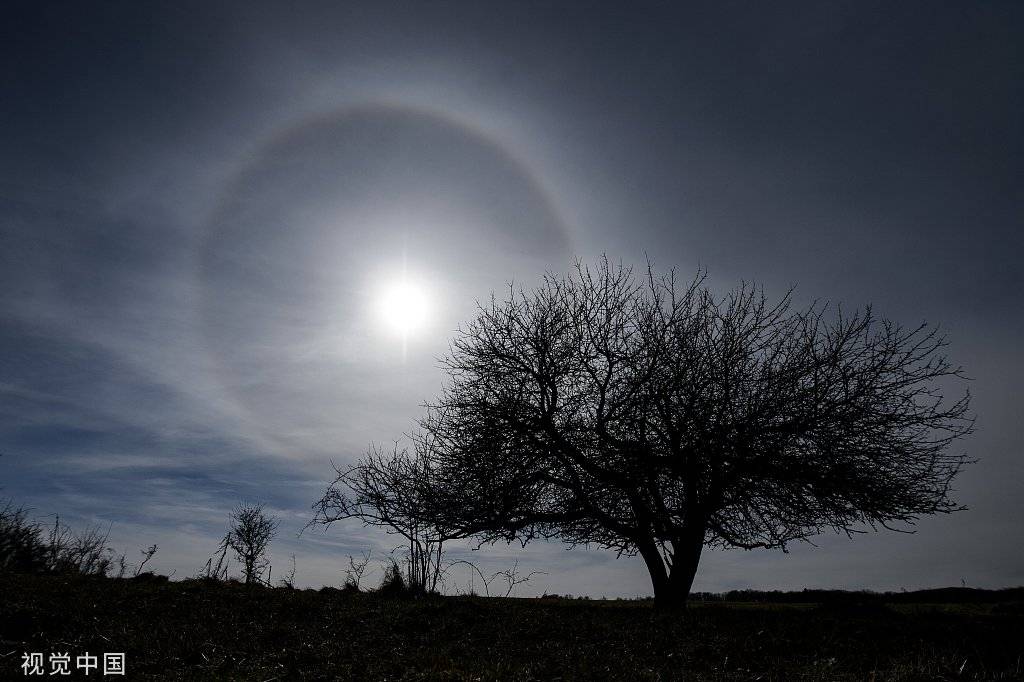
2;574;1022;680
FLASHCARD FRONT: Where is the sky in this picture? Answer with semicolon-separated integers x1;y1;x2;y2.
1;1;1021;596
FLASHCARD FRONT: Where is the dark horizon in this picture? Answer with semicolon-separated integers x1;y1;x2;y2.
1;1;1022;596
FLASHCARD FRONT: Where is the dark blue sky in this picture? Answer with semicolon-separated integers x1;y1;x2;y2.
2;1;1021;594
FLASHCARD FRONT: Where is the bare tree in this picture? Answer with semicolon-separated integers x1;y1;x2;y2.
342;550;372;591
310;441;449;594
225;503;279;586
279;554;297;589
492;559;546;598
134;544;158;576
395;257;973;607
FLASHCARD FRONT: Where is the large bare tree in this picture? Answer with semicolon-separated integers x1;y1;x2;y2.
413;258;973;607
313;258;973;607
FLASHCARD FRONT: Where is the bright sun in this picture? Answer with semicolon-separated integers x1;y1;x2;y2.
379;279;430;338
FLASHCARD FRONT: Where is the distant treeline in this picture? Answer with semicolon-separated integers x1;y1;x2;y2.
690;587;1024;604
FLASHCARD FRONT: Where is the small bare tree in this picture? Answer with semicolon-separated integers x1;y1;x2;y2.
310;441;449;593
343;550;372;591
492;559;546;598
279;554;297;589
225;503;279;586
134;544;158;576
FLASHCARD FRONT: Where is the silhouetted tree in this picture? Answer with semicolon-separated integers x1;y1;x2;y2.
342;550;372;591
134;544;158;577
278;554;297;589
225;503;279;586
310;443;448;593
406;258;973;607
492;559;546;598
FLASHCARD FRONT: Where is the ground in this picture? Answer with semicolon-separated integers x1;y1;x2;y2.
2;574;1022;680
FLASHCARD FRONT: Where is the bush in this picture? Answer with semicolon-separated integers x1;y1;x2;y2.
376;561;408;597
0;502;48;573
46;518;117;577
1;503;123;577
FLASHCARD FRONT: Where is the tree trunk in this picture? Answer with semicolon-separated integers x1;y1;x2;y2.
636;539;671;604
638;526;705;609
667;526;704;606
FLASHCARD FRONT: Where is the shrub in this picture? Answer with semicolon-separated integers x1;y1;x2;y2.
224;503;279;586
377;560;408;596
0;502;48;573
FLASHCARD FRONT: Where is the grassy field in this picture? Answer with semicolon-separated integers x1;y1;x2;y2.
2;574;1022;680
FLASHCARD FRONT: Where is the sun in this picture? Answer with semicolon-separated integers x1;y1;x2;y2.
378;278;430;338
